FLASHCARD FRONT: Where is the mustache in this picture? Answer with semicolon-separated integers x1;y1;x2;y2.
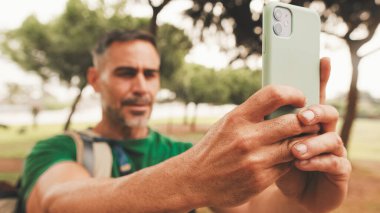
121;96;152;106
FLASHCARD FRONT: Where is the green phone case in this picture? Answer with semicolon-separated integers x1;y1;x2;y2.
262;2;320;119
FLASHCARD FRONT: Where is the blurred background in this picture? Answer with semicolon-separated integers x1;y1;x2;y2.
0;0;379;212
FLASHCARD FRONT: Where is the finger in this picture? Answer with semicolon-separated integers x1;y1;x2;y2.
291;132;346;160
276;166;305;198
320;57;331;104
238;85;306;122
262;134;316;165
264;162;293;184
297;104;339;132
255;113;320;145
246;162;292;195
294;154;351;177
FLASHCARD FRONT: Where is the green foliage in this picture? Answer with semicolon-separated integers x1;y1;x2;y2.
173;63;230;105
186;0;380;59
172;63;262;105
219;68;262;105
157;24;192;88
188;68;229;105
1;0;191;89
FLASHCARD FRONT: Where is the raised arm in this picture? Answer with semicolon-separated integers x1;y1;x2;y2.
28;84;319;213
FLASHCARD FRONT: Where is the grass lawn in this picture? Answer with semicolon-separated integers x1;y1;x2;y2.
1;117;379;162
1;118;380;212
347;119;380;161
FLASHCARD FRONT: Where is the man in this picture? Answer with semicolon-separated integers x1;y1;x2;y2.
20;30;351;213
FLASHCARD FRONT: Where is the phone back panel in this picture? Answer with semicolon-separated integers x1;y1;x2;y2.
263;2;320;119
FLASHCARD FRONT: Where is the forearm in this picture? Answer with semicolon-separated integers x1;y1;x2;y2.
211;184;309;213
247;184;310;213
42;156;201;213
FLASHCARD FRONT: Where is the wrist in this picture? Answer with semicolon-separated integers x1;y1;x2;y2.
167;152;208;211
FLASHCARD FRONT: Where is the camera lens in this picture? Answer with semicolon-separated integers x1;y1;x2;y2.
273;8;282;21
273;23;283;35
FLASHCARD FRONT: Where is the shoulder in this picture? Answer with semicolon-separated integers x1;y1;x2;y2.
25;134;77;163
30;134;76;152
148;130;193;154
150;130;192;147
20;134;77;204
23;133;77;174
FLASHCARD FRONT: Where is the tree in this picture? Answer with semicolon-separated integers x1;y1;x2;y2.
129;0;171;35
157;24;193;88
185;0;380;146
148;0;171;35
1;0;191;130
219;67;262;105
4;83;29;105
173;63;230;130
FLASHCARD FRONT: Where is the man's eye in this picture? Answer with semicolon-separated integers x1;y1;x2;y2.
144;70;157;78
115;68;137;77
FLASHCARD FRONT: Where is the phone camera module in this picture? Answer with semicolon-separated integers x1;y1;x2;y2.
273;23;283;35
272;7;292;37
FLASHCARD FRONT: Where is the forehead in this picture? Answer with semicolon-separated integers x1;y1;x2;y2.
104;40;160;69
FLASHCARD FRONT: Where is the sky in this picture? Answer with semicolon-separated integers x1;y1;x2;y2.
0;0;379;102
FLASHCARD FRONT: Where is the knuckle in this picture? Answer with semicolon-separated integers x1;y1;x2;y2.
220;114;243;134
342;147;348;157
328;105;340;117
247;155;266;171
287;115;303;135
345;159;352;173
331;157;340;171
286;138;296;152
267;86;286;104
333;132;344;147
235;137;251;154
223;113;238;125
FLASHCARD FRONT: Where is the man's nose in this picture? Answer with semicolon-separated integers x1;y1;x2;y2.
132;72;148;94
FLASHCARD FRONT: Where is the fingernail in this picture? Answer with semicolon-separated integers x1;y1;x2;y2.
301;110;315;123
299;160;310;166
294;143;307;155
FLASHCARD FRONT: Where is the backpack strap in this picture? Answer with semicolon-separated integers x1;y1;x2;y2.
65;130;113;178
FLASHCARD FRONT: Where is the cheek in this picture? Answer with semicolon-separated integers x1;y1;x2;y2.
100;82;124;107
149;79;160;96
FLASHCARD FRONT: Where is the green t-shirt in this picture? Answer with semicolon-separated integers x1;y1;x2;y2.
20;129;193;210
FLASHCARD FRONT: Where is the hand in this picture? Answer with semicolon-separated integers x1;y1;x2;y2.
276;58;351;212
181;85;321;208
276;105;351;213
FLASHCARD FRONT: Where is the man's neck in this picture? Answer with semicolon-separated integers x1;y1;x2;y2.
93;118;149;140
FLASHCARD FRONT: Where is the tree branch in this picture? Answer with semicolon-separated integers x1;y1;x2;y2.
359;46;380;58
148;0;154;7
149;0;171;13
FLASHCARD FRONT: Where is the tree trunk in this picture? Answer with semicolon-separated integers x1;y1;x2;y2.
340;45;360;147
64;85;85;131
183;102;189;125
150;10;158;36
148;0;170;36
190;103;198;132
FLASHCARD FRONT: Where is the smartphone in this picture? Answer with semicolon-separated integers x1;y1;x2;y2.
262;2;320;119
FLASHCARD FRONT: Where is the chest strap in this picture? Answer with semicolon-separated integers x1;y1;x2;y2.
65;130;113;178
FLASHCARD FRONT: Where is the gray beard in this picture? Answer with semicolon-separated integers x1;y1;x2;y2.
124;116;149;128
105;106;149;129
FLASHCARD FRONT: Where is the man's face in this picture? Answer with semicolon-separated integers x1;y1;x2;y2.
95;40;160;128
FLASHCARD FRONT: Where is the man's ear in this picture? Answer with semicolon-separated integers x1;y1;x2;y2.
87;67;100;92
